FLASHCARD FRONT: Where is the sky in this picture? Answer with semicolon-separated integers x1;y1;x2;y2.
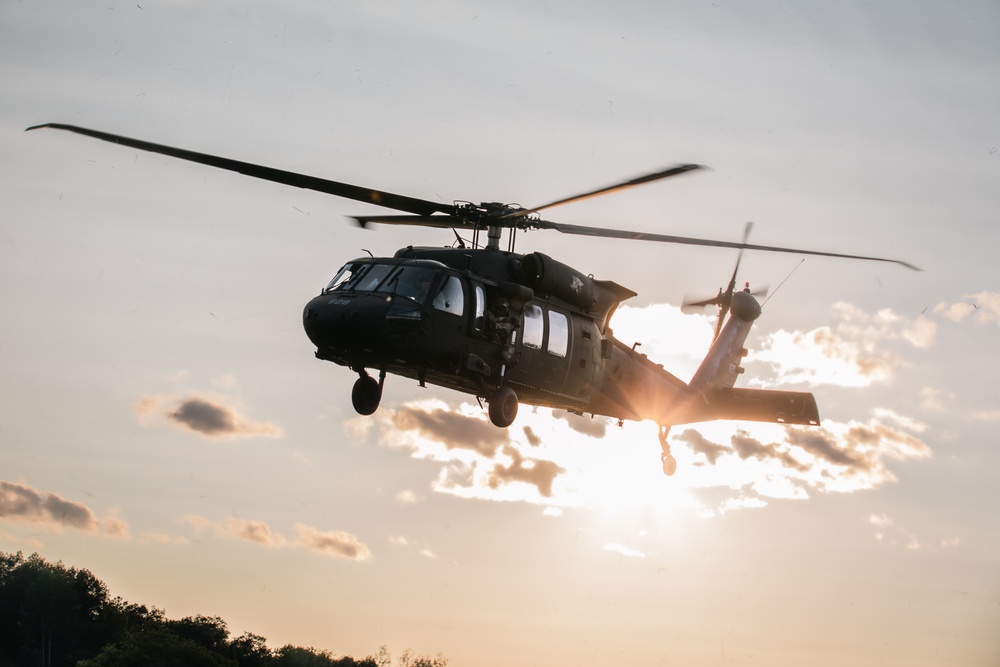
2;1;999;664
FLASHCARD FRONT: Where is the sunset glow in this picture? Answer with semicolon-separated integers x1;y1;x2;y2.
3;2;998;665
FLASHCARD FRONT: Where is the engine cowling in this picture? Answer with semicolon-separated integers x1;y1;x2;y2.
518;252;596;312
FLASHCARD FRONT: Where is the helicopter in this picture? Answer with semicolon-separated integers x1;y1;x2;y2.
27;123;918;475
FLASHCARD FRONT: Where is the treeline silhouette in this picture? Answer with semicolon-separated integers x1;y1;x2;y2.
0;552;446;667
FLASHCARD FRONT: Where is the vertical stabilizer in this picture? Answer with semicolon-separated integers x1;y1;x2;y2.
688;289;761;391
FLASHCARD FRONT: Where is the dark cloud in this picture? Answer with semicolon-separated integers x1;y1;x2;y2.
170;397;239;435
731;431;810;472
677;429;729;464
0;480;115;533
488;445;565;497
138;394;281;438
786;429;866;471
675;430;809;472
296;524;371;561
393;406;509;456
523;426;542;447
553;412;609;438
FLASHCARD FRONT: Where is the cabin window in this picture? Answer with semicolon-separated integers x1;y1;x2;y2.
547;310;569;357
522;304;544;349
432;275;465;316
473;283;486;331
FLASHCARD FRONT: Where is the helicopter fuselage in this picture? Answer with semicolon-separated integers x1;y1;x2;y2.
302;246;702;425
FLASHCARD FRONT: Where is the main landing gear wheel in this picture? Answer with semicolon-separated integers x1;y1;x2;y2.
351;375;382;416
488;386;519;427
659;425;676;476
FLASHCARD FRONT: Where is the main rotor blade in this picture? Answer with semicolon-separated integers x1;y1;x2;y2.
529;220;920;270
504;163;705;219
352;214;472;230
25;123;456;217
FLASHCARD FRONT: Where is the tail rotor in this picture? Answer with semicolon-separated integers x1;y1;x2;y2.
682;222;767;342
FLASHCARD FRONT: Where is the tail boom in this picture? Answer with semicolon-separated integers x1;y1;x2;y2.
672;289;820;428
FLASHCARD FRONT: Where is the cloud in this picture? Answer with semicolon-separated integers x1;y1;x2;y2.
361;395;930;519
365;400;569;504
920;387;954;412
868;513;921;549
392;404;510;457
672;410;932;500
676;429;730;465
296;524;372;561
1;480;96;530
749;301;934;388
395;490;420;504
487;445;565;497
180;515;369;560
101;515;131;540
136;393;282;439
225;518;285;547
603;543;646;558
553;411;609;438
933;291;1000;326
0;480;129;537
389;535;437;559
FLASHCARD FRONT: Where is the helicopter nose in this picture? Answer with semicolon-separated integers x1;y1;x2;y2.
303;293;380;351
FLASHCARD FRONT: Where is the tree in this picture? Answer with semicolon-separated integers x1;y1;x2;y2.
273;645;375;667
227;632;273;667
0;552;445;667
0;552;82;667
369;646;446;667
167;614;230;652
77;627;235;667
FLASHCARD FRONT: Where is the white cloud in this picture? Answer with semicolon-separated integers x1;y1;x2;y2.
867;513;922;549
748;301;934;388
603;543;646;558
178;515;370;560
395;490;420;504
933;291;1000;326
295;524;372;561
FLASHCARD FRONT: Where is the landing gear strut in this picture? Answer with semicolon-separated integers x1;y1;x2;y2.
659;425;676;476
351;370;384;416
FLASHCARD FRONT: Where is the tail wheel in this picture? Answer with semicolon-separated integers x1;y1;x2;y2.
351;375;381;415
659;425;676;475
488;387;518;427
661;454;677;476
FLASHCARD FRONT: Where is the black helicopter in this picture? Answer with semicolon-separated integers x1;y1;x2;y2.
27;123;917;475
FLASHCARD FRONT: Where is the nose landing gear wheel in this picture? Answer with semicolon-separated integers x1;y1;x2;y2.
352;375;382;415
488;386;518;427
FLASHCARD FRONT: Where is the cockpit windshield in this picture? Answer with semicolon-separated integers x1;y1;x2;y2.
324;261;392;294
377;266;437;304
324;261;447;307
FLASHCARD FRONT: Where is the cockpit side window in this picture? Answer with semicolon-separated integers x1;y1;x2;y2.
433;275;465;316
